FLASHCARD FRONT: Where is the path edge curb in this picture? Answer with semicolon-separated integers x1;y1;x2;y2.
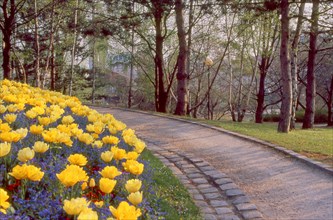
105;106;333;176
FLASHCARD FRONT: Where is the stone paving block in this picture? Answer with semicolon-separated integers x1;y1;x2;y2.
181;164;196;169
215;178;233;185
187;173;205;179
219;215;241;220
210;172;228;179
192;178;209;184
204;170;221;177
201;187;219;194
204;192;222;200
190;157;204;163
196;161;211;167
197;184;212;189
219;183;238;191
200;166;216;172
210;200;229;207
183;168;200;174
204;214;218;220
202;207;215;214
215;207;234;215
232;196;251;205
226;189;245;197
241;210;263;219
236;203;257;211
188;188;200;194
195;200;210;208
180;179;191;185
193;194;205;200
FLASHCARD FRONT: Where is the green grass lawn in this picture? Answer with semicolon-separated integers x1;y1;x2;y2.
186;118;333;165
141;150;202;220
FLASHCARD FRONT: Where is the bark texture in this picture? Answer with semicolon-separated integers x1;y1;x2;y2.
278;0;292;133
302;0;319;129
174;0;188;115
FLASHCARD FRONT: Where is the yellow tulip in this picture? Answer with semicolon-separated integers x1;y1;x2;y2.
0;132;21;142
122;160;144;175
63;197;90;215
62;115;75;124
99;166;122;179
25;110;38;119
0;142;11;157
9;164;28;180
101;151;114;163
68;154;88;166
0;123;11;132
89;178;96;187
4;114;17;124
127;151;139;160
127;191;143;206
92;140;103;149
125;179;142;193
78;208;98;220
94;201;104;208
102;136;119;145
81;182;88;191
33;141;49;153
0;105;7;114
109;201;141;220
26;165;44;181
0;188;10;214
99;178;116;194
77;133;94;145
30;124;44;135
38;116;52;126
17;147;35;162
111;146;126;161
56;165;88;187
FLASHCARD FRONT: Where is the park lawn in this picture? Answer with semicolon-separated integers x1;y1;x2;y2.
141;150;202;220
190;118;333;165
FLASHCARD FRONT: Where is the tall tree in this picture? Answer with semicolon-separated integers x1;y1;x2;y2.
174;0;187;115
278;0;292;132
290;0;306;129
302;0;319;129
0;0;27;79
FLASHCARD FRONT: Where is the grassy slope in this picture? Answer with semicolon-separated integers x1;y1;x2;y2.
141;150;202;220
189;118;333;165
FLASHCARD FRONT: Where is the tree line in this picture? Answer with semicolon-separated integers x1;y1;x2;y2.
1;0;332;132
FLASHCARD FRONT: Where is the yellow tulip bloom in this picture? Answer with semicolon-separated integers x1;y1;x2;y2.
63;197;90;215
101;151;114;163
26;165;44;181
30;124;44;135
33;141;49;153
68;154;88;166
110;146;126;161
99;178;116;194
0;142;11;157
9;164;28;180
4;114;17;124
17;147;35;163
78;208;98;220
127;191;143;206
99;166;122;179
122;160;144;176
125;179;142;193
109;201;141;220
0;188;10;214
56;165;88;187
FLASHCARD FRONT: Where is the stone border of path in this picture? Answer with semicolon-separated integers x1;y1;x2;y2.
110;107;333;175
147;141;264;220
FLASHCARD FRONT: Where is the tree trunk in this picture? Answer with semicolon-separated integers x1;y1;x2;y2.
155;12;167;113
302;0;319;129
34;0;41;88
1;0;15;80
186;0;194;116
69;0;79;96
327;76;333;126
278;0;292;133
290;0;305;129
255;58;267;123
174;0;188;115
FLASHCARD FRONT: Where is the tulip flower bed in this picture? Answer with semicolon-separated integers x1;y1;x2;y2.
0;79;166;219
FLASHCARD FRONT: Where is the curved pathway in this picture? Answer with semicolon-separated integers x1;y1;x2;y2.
94;107;333;220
